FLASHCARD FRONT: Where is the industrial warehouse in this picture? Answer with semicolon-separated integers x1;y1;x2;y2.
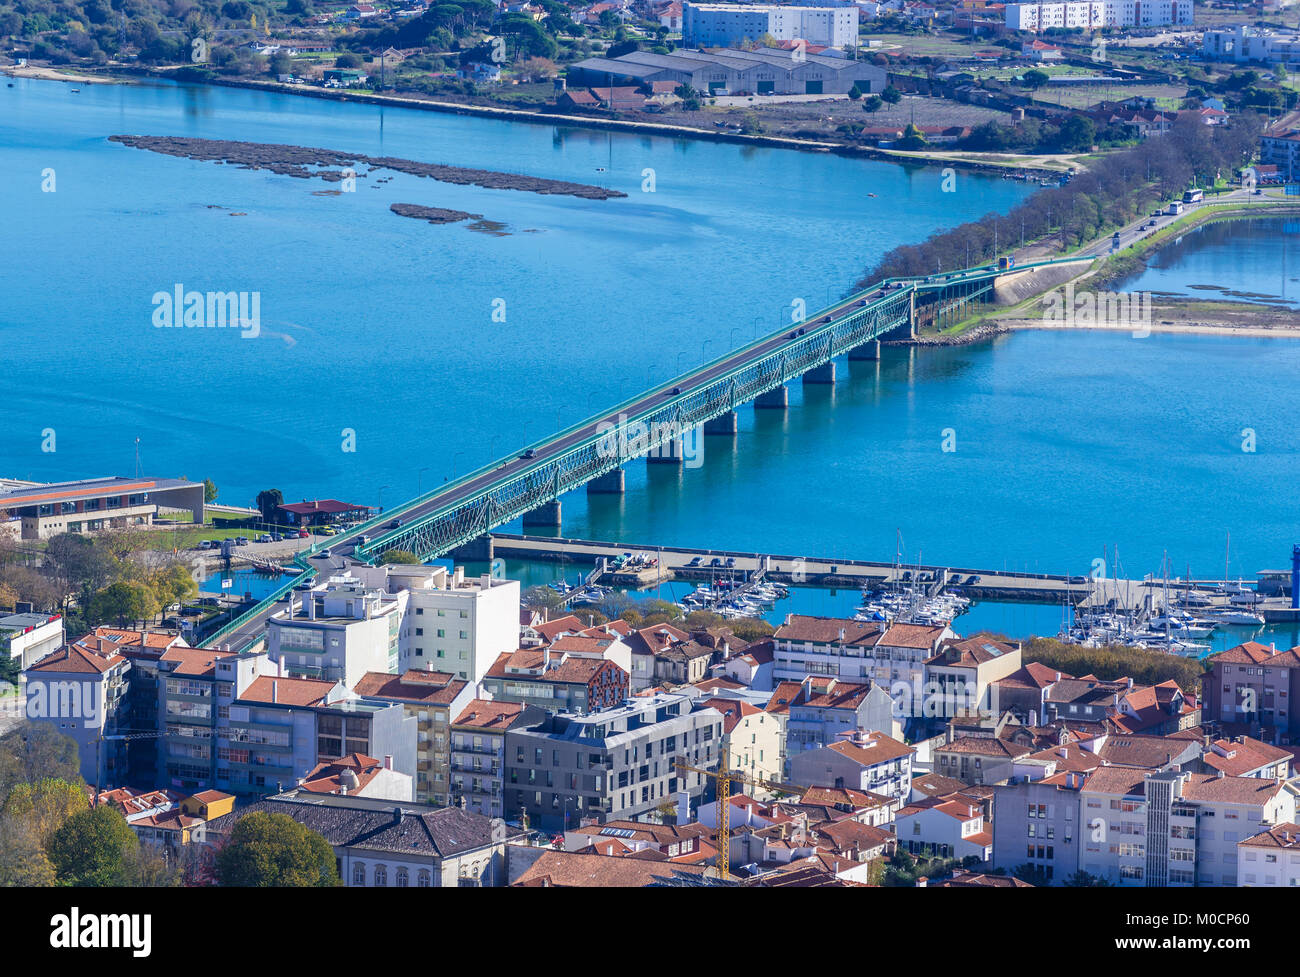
565;47;886;97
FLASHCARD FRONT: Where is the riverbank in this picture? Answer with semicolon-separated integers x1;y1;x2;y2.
5;63;1070;177
906;201;1300;347
2;64;129;85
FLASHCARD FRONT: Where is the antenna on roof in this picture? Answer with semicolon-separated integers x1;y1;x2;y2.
133;437;142;478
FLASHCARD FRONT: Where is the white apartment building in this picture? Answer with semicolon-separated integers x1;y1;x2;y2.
1005;0;1191;32
350;563;520;684
683;2;860;49
1203;25;1300;65
1078;768;1298;887
1237;822;1300;886
267;574;405;689
895;795;993;862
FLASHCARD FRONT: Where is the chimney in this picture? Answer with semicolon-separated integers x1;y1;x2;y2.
1055;672;1061;682
383;754;393;770
544;647;551;671
1127;677;1134;690
272;680;278;704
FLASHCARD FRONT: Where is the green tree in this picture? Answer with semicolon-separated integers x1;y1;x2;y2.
203;478;219;503
215;811;341;886
897;122;927;149
1058;115;1096;152
1022;68;1050;91
152;562;199;611
728;618;775;642
0;814;56;886
88;581;160;627
2;777;88;847
862;94;883;113
335;52;363;69
848;83;863;100
380;549;421;564
881;85;902;104
48;804;140;886
255;488;284;522
0;724;81;808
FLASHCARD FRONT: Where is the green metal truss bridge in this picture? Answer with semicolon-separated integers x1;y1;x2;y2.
209;255;1090;652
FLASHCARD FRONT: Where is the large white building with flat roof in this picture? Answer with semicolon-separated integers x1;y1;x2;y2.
683;2;859;49
0;476;205;540
349;563;521;684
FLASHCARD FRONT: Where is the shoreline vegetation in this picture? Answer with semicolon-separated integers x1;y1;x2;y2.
108;133;626;200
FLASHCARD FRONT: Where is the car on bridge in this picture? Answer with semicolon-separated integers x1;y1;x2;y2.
521;448;537;459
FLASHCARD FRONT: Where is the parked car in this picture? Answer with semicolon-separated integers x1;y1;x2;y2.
256;533;273;543
687;556;702;567
709;557;723;567
297;530;309;538
235;536;249;546
197;540;213;550
724;557;736;568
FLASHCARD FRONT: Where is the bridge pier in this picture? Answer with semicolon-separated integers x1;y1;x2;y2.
754;385;789;410
451;534;494;562
521;500;561;531
647;437;685;465
703;411;738;436
802;362;836;385
848;340;880;361
587;468;626;494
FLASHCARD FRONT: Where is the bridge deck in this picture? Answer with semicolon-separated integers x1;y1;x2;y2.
209;256;1093;648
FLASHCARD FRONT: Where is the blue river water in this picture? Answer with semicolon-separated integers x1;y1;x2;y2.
6;76;1300;649
1117;216;1300;307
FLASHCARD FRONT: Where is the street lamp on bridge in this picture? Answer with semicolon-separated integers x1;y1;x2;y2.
417;467;429;495
378;484;389;513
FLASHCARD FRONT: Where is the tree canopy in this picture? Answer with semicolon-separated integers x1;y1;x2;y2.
215;811;341;887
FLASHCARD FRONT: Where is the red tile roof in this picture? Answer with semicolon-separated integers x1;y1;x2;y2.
239;675;335;707
453;698;526;729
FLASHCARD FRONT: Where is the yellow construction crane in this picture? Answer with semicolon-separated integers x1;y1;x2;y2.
674;755;806;880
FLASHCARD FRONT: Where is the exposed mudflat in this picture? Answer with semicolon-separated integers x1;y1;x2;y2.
390;202;482;224
108;134;626;200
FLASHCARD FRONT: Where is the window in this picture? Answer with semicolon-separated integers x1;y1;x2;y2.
396;867;409;887
374;864;388;886
418;870;430;887
353;863;366;886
